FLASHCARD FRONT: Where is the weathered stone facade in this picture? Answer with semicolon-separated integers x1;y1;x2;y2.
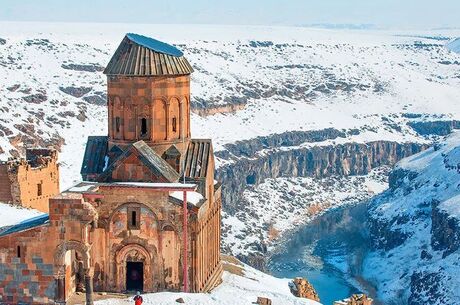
0;148;60;213
0;34;222;304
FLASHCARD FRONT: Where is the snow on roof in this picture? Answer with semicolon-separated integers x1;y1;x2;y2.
65;181;198;195
67;183;97;192
0;202;47;236
112;182;196;190
0;214;49;237
170;191;204;205
126;33;183;57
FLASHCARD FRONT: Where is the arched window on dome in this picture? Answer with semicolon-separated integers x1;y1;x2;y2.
172;117;177;133
141;118;147;136
115;117;121;133
139;114;150;140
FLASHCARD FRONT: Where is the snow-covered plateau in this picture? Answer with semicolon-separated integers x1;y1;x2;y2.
1;21;460;304
0;22;459;186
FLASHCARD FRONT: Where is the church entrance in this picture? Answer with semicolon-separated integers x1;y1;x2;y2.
115;243;154;292
126;262;144;291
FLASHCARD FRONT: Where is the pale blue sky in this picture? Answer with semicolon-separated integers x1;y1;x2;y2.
1;0;459;29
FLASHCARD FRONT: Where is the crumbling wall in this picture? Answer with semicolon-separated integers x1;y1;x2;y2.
0;164;13;202
0;149;60;212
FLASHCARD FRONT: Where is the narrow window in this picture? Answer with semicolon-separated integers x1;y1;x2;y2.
172;117;177;132
115;117;121;133
17;246;21;258
37;183;42;196
131;210;137;227
141;118;147;136
127;207;140;229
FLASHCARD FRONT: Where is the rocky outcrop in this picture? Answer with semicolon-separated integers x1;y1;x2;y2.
388;168;418;189
431;202;460;257
216;134;426;211
368;169;428;250
23;93;47;104
368;213;413;250
217;128;347;159
61;63;104;73
256;297;272;305
409;272;448;305
289;277;320;302
59;86;92;98
192;102;246;116
334;294;373;305
407;120;460;136
83;93;106;106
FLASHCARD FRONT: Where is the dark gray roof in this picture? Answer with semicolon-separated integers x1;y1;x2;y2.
0;214;49;237
80;136;108;178
104;34;193;76
100;141;180;183
126;33;183;57
164;145;181;157
184;139;212;178
133;141;180;182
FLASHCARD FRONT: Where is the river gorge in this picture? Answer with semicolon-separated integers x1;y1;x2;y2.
268;202;377;305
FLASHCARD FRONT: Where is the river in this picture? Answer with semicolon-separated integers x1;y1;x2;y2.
267;203;378;305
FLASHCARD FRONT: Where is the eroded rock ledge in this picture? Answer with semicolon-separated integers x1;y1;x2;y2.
216;135;427;212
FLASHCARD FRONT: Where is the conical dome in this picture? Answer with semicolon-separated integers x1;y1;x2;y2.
104;33;194;76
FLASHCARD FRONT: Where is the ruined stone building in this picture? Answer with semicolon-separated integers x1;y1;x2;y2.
0;33;222;305
0;148;60;213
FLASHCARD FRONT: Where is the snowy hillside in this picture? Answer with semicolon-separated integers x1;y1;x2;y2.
447;37;460;53
92;256;321;305
364;131;460;304
0;22;460;189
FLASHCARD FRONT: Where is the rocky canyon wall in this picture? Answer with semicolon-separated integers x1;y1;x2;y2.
215;129;427;212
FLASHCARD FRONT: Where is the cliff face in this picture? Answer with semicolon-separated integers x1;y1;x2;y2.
431;201;460;257
364;132;460;305
216;130;426;211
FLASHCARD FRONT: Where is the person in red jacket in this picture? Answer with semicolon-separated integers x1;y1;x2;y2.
134;291;143;305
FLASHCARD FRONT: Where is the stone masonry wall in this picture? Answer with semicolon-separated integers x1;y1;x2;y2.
107;75;191;156
0;193;97;304
0;227;57;305
0;149;59;213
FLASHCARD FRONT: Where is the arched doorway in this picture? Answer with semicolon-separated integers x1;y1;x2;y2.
115;244;152;292
54;241;93;305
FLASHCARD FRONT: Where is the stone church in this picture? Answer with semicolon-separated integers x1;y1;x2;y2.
0;33;222;305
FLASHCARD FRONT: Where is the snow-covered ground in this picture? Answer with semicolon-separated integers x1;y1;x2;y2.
93;256;321;305
223;166;389;257
0;22;459;188
363;131;460;304
447;37;460;53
